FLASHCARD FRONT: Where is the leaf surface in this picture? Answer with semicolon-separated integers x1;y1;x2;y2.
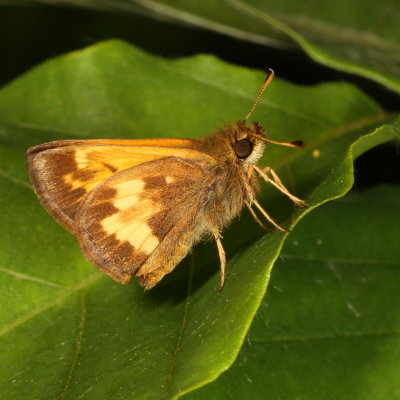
0;40;398;399
184;185;400;399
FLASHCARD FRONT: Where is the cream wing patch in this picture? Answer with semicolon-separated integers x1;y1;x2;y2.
112;179;144;209
101;179;160;254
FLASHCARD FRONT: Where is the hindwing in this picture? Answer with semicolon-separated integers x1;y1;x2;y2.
75;157;211;285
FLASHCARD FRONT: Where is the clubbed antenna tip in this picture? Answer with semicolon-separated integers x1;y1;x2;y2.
291;140;305;148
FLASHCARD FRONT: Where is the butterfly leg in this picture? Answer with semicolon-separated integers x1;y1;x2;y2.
245;201;273;232
241;167;282;232
247;163;254;179
213;230;226;291
254;165;305;207
253;199;290;232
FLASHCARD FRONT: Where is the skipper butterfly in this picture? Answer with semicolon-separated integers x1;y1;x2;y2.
27;70;304;290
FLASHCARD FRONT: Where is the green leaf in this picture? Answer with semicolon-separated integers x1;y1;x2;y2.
0;40;398;399
85;0;400;93
25;0;296;50
231;0;400;93
183;184;400;399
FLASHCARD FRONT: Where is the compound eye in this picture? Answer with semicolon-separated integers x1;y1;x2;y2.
234;139;253;159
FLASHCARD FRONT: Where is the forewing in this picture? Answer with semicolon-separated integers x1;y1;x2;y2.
75;157;212;285
26;138;209;232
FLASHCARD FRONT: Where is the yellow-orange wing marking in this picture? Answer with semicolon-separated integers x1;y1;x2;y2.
27;138;211;232
75;157;212;286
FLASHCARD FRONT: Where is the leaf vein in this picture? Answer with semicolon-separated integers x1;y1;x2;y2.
0;273;101;337
0;169;31;189
279;253;399;266
60;289;87;400
0;266;65;288
252;330;400;344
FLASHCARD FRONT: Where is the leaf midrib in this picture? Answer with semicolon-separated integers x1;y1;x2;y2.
133;0;293;48
273;13;400;52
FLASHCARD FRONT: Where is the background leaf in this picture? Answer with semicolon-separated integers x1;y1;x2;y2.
184;184;400;399
31;0;296;49
231;0;400;93
56;0;400;93
0;40;398;399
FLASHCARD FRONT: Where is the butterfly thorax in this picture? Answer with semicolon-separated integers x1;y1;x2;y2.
193;120;266;230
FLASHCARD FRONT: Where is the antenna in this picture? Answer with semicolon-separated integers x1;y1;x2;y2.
249;131;305;148
262;137;304;148
246;69;305;149
244;68;274;122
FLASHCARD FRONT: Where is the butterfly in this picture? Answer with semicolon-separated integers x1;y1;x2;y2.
27;69;305;290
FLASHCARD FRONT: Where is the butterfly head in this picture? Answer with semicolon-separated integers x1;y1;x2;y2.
223;68;303;167
198;68;304;168
229;120;266;167
217;118;304;168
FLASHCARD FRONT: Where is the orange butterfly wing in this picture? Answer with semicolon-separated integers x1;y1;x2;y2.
27;138;212;232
